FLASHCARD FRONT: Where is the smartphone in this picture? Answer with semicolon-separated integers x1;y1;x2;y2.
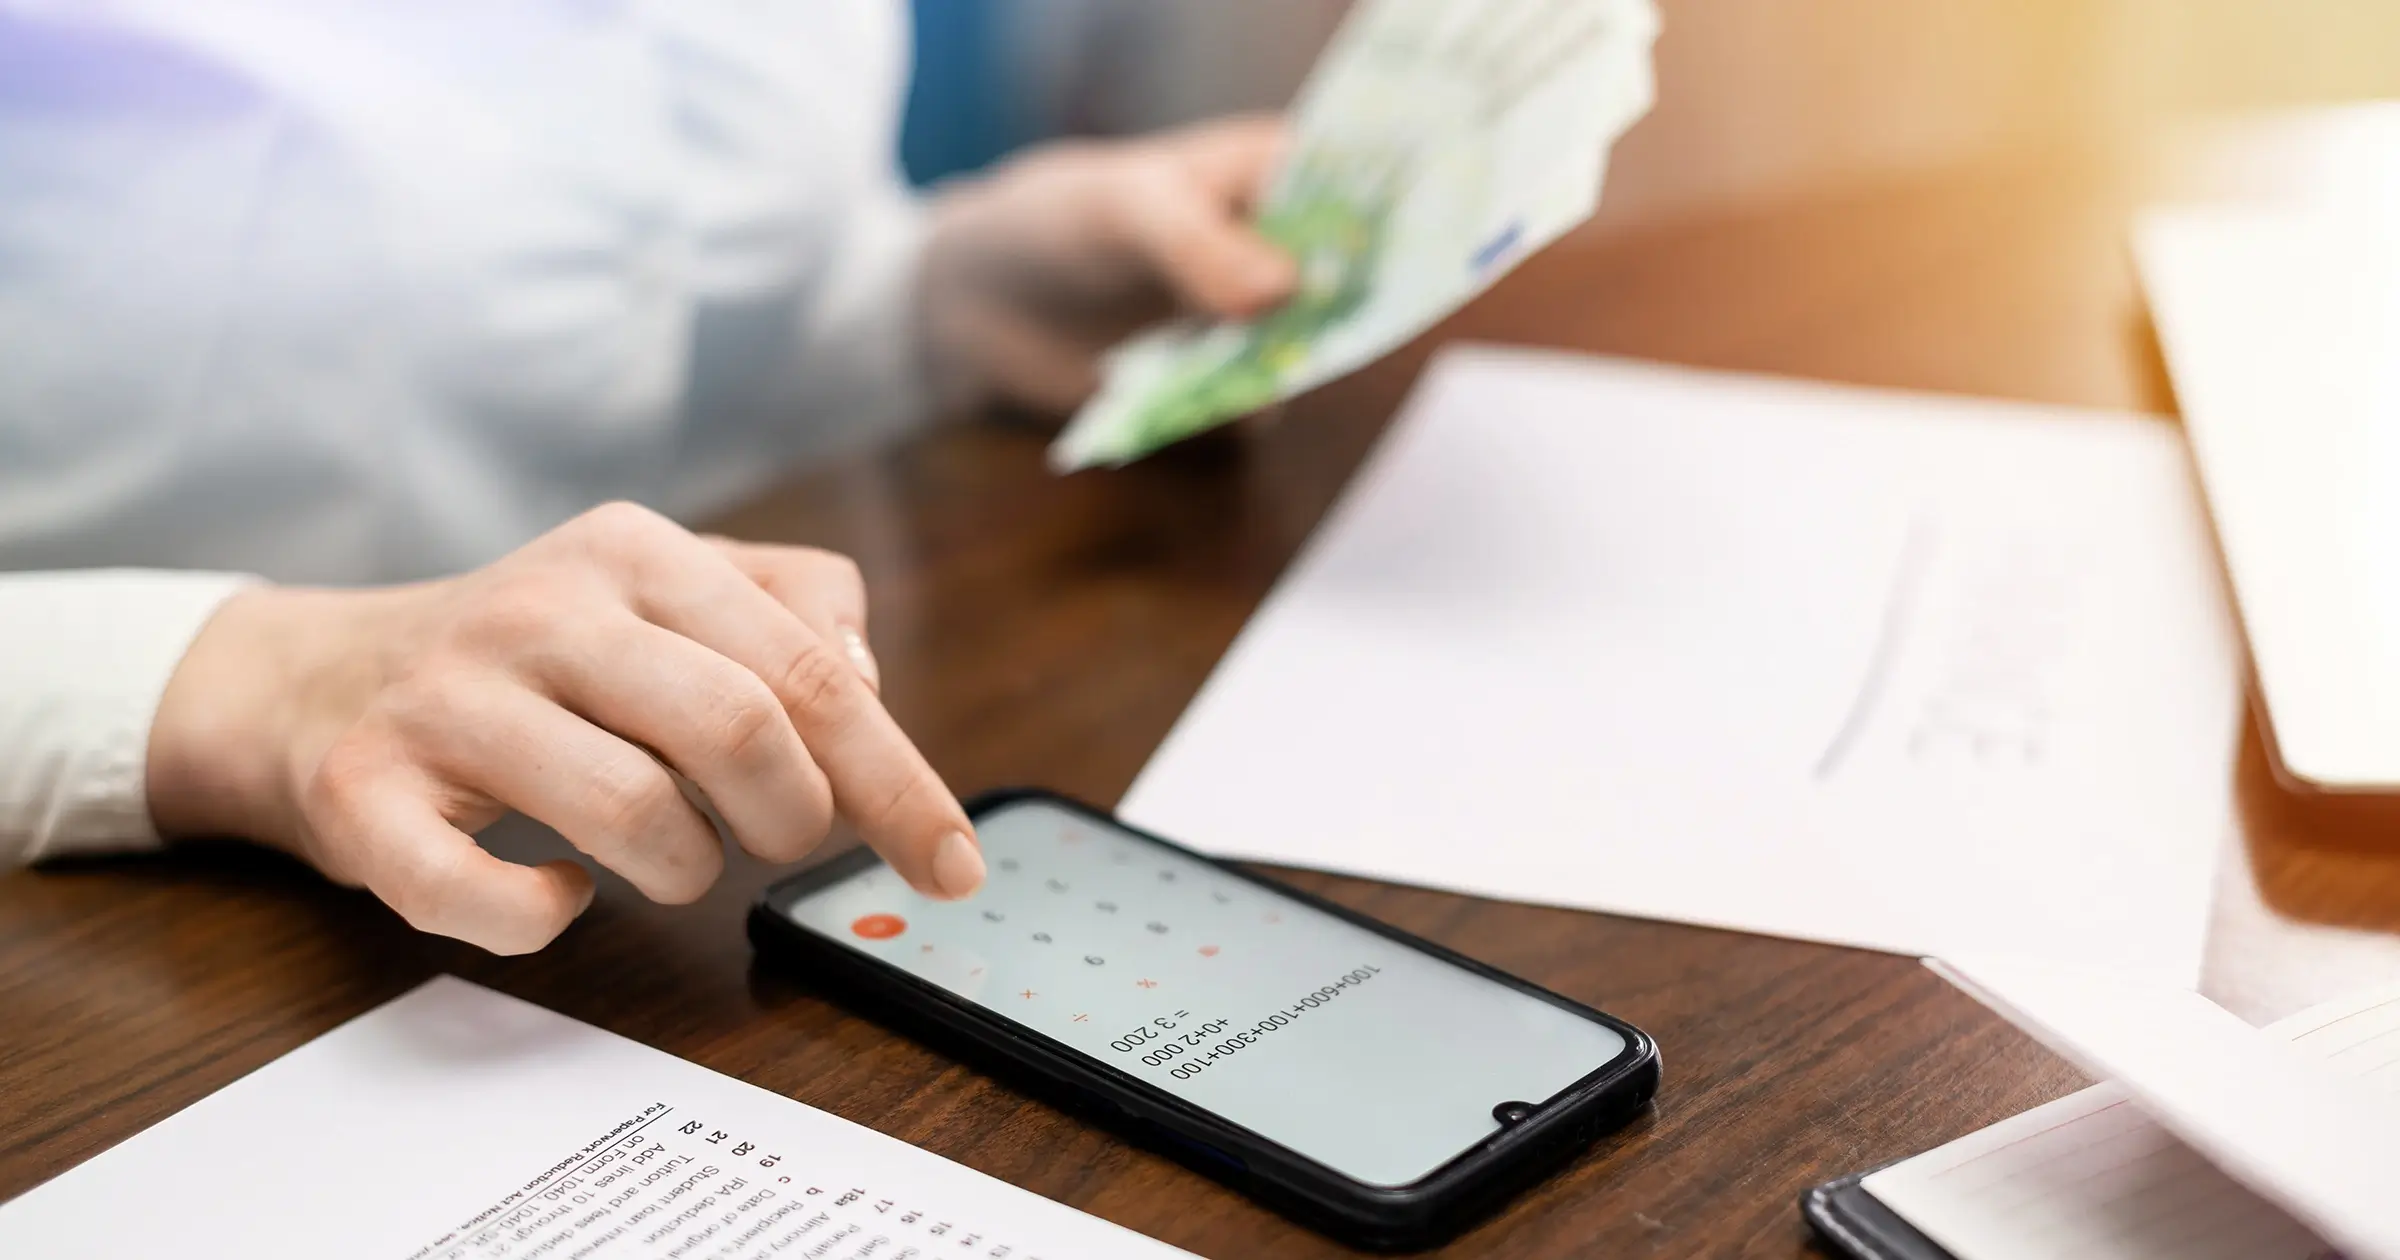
748;789;1659;1250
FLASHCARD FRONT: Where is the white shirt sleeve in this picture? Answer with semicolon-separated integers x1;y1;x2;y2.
0;571;254;867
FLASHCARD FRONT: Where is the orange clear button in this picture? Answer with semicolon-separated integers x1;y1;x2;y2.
850;913;907;940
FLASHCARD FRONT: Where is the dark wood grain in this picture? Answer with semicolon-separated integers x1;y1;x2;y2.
8;86;2400;1260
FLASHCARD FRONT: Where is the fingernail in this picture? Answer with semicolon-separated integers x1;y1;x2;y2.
931;830;985;899
840;625;881;691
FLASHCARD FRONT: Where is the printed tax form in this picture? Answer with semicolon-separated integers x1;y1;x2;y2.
0;977;1190;1260
1122;347;2242;982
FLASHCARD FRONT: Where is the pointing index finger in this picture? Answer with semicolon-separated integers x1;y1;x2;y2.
625;537;981;899
763;626;982;898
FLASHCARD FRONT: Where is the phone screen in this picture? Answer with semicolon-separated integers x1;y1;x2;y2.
777;797;1630;1188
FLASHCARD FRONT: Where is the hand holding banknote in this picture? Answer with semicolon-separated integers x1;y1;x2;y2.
1051;0;1660;470
918;117;1300;415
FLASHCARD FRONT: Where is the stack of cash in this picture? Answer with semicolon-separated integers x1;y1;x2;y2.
1050;0;1660;471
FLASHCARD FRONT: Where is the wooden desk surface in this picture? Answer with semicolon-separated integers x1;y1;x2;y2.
8;150;2400;1257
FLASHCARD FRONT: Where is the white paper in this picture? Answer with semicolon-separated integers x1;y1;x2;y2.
2136;110;2400;790
1121;346;2240;982
1919;958;2400;1260
0;977;1191;1260
1862;977;2400;1260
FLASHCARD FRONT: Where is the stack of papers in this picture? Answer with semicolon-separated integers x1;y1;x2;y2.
1862;959;2400;1260
1121;346;2242;982
1850;110;2400;1259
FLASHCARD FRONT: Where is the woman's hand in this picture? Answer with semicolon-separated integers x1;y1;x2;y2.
920;115;1298;414
145;502;981;954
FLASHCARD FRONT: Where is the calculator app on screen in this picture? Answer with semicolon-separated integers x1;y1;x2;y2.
780;797;1628;1188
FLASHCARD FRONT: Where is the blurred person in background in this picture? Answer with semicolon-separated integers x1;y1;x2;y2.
904;0;1344;183
0;3;1294;947
0;3;1295;582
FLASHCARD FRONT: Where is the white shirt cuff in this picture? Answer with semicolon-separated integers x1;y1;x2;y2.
0;570;255;865
806;188;942;434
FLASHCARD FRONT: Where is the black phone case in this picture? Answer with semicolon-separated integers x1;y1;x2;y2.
748;788;1660;1252
1801;1170;1959;1260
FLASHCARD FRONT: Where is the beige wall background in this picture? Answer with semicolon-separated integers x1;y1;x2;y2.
1021;0;2400;221
1600;0;2400;224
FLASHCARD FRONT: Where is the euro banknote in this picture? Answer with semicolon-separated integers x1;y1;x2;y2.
1050;0;1659;471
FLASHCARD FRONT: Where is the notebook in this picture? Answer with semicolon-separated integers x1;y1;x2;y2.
1805;969;2400;1260
2134;101;2400;791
